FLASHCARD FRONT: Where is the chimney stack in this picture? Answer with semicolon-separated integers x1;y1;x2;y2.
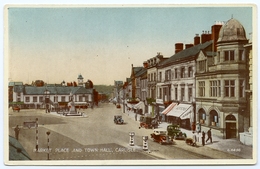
194;34;200;45
211;22;223;52
185;44;194;49
201;30;212;44
175;43;183;53
143;61;148;68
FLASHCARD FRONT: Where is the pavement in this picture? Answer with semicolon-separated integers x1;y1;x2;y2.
121;106;253;159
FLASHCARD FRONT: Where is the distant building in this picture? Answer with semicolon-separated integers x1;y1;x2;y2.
146;53;168;117
8;82;23;104
9;76;94;110
114;80;123;103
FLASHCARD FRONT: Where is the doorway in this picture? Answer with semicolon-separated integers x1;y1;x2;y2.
226;122;237;138
225;114;237;139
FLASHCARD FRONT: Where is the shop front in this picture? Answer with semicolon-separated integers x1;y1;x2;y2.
167;103;194;130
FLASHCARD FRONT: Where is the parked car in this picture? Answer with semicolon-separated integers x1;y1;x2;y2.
150;129;173;145
167;124;187;140
12;106;20;112
114;115;124;124
139;116;158;129
116;104;121;108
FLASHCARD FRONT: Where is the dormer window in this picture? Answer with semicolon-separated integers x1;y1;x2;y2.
198;60;206;72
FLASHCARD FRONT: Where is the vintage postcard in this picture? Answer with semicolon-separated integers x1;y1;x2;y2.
4;4;257;166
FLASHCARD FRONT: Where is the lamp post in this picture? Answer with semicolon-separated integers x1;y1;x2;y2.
46;131;51;160
44;89;50;113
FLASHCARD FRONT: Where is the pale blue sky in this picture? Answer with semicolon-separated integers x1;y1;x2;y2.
7;6;253;85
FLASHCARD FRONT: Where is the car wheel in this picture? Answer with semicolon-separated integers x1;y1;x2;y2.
159;141;163;145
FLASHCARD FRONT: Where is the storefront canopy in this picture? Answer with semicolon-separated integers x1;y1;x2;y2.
167;103;193;120
162;102;177;115
133;101;145;110
124;100;134;108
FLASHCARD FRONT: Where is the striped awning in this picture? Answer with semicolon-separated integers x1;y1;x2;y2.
167;103;193;119
162;102;177;115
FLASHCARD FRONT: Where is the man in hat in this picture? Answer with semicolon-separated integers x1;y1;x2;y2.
206;128;213;143
14;125;20;140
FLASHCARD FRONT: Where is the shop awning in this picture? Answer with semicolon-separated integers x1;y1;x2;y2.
162;102;177;115
133;101;144;110
167;103;193;119
74;102;88;105
125;101;133;108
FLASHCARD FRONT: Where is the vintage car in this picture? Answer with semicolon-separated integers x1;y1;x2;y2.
114;115;124;124
12;106;20;112
167;124;187;140
150;129;173;145
139;116;158;129
116;104;121;108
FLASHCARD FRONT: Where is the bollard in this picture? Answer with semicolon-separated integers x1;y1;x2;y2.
142;136;148;151
35;118;38;152
129;132;135;146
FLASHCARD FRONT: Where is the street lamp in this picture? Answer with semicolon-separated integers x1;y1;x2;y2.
46;131;51;160
44;89;50;113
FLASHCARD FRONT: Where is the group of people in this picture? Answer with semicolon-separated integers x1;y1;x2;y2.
192;128;212;146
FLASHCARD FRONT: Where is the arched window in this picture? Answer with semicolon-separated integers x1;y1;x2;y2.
198;108;206;124
225;114;236;121
209;110;218;126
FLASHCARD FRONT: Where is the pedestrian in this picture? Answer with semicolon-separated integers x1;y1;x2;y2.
14;125;20;140
192;131;197;146
135;113;137;121
201;131;205;146
206;128;213;143
196;131;200;142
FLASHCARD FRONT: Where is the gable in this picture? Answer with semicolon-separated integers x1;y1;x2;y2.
197;50;207;61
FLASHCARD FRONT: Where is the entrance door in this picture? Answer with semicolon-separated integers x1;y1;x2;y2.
226;122;237;139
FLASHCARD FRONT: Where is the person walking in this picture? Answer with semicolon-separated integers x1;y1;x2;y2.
206;128;213;143
192;131;197;146
201;131;205;146
14;125;20;140
135;113;137;121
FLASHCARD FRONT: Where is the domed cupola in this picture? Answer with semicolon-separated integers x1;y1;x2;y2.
217;18;247;43
77;74;84;86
